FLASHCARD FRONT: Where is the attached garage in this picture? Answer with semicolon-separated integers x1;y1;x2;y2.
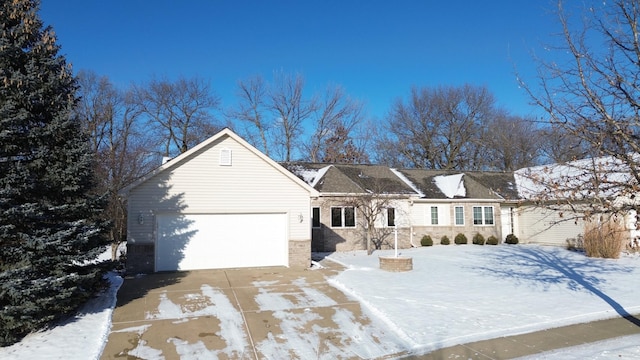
155;213;288;271
120;128;319;274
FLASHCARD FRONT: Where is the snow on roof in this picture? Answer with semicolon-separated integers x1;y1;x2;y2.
514;156;633;200
433;173;466;198
289;164;332;188
390;168;425;197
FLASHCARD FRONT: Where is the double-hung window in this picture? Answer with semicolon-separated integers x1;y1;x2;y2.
473;206;494;225
331;207;355;228
430;206;439;225
454;206;464;225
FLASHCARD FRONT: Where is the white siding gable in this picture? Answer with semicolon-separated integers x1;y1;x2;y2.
126;131;315;245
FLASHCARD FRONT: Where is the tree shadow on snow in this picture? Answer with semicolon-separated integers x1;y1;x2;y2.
115;175;194;308
475;246;640;327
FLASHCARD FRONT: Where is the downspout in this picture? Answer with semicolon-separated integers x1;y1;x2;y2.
410;225;418;247
409;199;418;247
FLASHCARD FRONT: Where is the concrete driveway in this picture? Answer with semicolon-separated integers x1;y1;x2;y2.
100;260;409;359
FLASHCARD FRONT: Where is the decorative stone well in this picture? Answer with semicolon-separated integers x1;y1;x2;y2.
379;256;413;272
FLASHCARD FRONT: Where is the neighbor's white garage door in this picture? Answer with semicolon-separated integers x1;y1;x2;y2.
155;213;288;271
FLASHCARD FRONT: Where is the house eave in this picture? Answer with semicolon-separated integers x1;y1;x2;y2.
118;128;320;198
317;192;415;198
411;197;505;203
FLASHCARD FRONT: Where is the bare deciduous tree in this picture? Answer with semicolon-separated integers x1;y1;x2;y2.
76;70;155;259
268;71;315;162
518;0;640;218
344;192;409;255
484;114;543;171
538;124;593;163
322;124;370;163
229;73;373;163
230;75;271;156
305;85;364;162
135;76;221;157
381;84;497;170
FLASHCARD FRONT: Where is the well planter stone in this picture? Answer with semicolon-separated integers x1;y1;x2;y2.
379;256;413;272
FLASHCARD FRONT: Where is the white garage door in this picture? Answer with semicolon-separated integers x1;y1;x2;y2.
156;213;288;271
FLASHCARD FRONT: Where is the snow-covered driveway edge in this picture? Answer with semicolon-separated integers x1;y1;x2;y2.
0;271;123;360
94;272;125;358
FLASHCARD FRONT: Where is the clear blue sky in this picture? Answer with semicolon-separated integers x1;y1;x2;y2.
39;0;561;121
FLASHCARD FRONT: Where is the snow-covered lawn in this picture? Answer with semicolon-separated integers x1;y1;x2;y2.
1;244;640;359
328;245;640;355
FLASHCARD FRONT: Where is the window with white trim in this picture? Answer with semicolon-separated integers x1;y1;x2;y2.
455;206;464;225
331;207;355;228
473;206;494;225
430;206;439;225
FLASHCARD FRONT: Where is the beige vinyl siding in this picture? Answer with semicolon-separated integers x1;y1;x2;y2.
127;136;311;245
410;203;452;226
410;203;428;226
373;199;411;228
518;205;584;245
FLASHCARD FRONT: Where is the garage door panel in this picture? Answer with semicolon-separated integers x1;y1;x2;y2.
156;213;287;271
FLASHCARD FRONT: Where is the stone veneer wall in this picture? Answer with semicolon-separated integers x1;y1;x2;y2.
379;256;413;272
126;243;155;274
313;226;412;252
289;239;311;268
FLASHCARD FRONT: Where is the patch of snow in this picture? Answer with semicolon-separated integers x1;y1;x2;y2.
254;277;406;359
0;272;122;360
254;277;337;311
391;168;425;197
144;284;250;358
289;164;332;188
124;338;164;359
514;156;633;200
169;337;218;360
433;173;466;198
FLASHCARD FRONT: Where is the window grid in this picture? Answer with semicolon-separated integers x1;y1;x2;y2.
455;206;464;225
473;207;483;225
473;206;494;225
430;206;439;225
484;207;494;225
331;207;356;228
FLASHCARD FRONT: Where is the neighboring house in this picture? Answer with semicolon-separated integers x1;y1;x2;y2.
285;164;518;251
514;156;640;247
119;128;319;273
281;155;638;251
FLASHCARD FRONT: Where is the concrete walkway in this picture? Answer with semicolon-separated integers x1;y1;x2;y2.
101;259;640;359
407;315;640;359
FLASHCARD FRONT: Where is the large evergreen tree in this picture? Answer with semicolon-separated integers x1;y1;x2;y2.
0;0;110;345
